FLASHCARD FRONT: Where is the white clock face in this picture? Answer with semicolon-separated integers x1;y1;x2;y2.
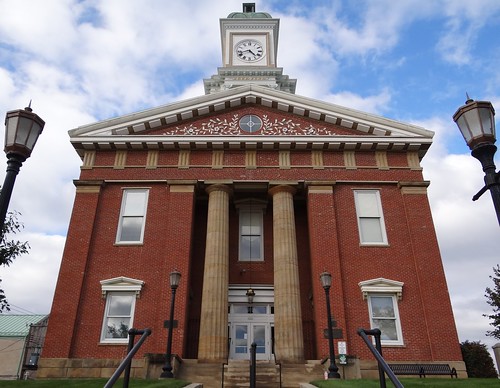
236;40;264;62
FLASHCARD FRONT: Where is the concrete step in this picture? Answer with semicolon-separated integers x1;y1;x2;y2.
224;360;280;388
176;360;221;388
176;359;325;388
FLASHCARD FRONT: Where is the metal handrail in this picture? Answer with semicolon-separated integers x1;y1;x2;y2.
357;328;403;388
104;328;152;388
273;349;282;387
250;342;257;388
222;336;231;387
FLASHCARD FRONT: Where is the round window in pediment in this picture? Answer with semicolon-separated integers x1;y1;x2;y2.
239;115;263;133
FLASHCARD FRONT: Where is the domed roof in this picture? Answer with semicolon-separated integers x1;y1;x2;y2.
227;11;272;18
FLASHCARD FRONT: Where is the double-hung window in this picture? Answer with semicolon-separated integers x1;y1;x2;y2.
100;277;144;343
116;189;149;244
354;190;388;245
236;200;266;261
101;292;135;342
359;278;404;346
367;295;403;345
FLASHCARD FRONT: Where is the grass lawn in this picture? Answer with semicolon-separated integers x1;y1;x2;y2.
312;378;500;387
2;378;499;387
0;379;189;388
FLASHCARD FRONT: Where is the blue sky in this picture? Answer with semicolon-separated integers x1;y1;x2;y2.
1;0;500;364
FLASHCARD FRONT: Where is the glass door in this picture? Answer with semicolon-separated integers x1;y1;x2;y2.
231;322;270;360
234;324;249;359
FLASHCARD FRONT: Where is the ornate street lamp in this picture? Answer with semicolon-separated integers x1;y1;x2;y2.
319;271;341;379
453;97;500;225
246;287;255;313
160;270;181;378
0;104;44;237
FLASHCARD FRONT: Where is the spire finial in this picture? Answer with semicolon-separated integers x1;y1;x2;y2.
243;3;255;13
465;92;473;104
25;100;33;112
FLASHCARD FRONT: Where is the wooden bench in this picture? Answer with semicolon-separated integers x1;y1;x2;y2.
389;363;457;378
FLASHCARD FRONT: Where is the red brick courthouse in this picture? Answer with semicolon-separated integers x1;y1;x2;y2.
39;4;465;383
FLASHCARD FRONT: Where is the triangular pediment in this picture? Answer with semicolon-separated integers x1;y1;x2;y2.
146;105;364;137
358;278;404;300
69;85;433;158
100;276;145;298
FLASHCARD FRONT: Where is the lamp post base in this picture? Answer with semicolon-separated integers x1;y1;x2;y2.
327;363;341;379
160;369;174;378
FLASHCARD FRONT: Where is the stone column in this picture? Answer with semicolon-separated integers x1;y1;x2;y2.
198;184;232;362
270;185;304;362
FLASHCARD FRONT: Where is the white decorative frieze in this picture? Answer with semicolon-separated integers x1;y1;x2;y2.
169;114;340;136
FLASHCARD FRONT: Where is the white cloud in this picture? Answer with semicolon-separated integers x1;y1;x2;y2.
323;88;392;115
0;0;81;61
313;0;436;57
0;232;65;314
437;0;500;65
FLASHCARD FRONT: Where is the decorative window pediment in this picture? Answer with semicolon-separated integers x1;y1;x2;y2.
358;278;404;300
100;276;145;298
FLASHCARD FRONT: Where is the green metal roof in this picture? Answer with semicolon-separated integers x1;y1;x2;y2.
227;11;272;18
0;315;47;337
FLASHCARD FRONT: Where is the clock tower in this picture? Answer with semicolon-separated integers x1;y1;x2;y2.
204;3;296;94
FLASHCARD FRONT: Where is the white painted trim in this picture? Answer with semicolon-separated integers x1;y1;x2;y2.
358;278;404;300
100;276;145;298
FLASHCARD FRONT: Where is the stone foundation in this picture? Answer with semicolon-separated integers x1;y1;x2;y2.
36;354;182;380
359;360;468;379
36;356;467;382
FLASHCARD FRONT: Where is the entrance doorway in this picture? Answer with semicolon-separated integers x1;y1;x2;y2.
228;286;274;361
232;322;269;360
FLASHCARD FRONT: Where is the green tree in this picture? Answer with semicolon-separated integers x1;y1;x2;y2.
484;264;500;340
0;211;30;312
460;340;498;378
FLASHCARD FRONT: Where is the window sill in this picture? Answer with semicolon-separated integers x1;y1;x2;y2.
99;341;128;346
359;243;390;248
114;242;144;247
381;343;405;348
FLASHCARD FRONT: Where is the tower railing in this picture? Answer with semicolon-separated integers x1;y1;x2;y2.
357;328;403;388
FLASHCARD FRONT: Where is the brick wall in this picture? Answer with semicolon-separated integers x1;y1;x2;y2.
42;106;462;373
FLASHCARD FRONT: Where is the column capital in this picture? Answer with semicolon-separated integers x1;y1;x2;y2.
269;184;296;197
206;184;233;196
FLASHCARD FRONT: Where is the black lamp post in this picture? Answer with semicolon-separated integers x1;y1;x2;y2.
453;97;500;225
319;271;341;379
0;104;44;238
160;270;181;378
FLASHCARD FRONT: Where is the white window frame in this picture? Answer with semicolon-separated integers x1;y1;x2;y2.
359;278;404;346
100;277;144;344
236;200;266;262
100;292;136;343
353;189;388;245
116;188;149;244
